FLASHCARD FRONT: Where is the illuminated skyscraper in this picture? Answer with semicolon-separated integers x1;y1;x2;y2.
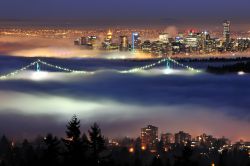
223;20;231;43
103;30;113;49
106;29;112;41
132;32;141;50
87;36;97;46
141;125;158;152
120;35;129;51
175;131;191;145
161;133;174;151
80;37;87;45
161;133;174;144
159;33;169;43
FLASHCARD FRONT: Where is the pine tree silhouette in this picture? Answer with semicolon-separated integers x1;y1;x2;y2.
62;115;85;165
88;123;106;166
0;136;11;166
43;133;60;165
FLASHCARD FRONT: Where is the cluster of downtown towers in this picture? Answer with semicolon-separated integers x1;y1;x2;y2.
74;20;250;55
130;125;249;155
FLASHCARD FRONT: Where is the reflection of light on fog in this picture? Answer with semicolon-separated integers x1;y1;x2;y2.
11;71;90;81
163;68;174;75
0;91;144;121
133;68;201;76
238;71;245;75
31;71;48;81
0;91;249;141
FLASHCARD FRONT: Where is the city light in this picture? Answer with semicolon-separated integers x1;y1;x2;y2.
129;147;134;153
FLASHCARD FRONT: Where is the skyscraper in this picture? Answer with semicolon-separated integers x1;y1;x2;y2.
159;33;169;43
132;32;141;50
120;36;129;51
161;133;174;144
223;20;231;43
175;131;191;145
106;29;112;41
161;133;174;151
87;36;97;47
102;30;113;49
141;125;158;152
80;37;87;45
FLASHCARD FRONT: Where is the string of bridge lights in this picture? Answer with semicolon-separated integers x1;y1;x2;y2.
0;58;202;80
120;58;201;73
37;59;94;74
0;61;38;80
167;58;202;73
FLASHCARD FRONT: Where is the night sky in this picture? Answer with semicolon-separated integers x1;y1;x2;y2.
0;0;250;25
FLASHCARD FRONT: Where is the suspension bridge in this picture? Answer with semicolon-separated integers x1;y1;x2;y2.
0;58;202;80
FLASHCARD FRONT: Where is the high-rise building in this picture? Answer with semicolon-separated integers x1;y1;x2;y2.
87;36;97;47
106;29;112;41
120;36;129;51
161;133;174;151
185;35;199;52
132;32;141;50
201;31;214;53
223;20;231;43
161;133;174;144
141;40;152;53
80;37;87;45
175;131;191;145
159;33;169;43
141;125;158;152
102;30;113;49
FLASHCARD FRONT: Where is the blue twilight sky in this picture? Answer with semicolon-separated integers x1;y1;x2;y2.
0;0;250;25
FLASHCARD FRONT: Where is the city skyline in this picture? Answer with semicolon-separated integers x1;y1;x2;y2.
0;1;249;165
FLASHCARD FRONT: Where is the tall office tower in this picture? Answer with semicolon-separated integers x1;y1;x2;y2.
132;32;141;50
175;131;191;145
87;36;97;46
103;30;113;49
161;133;174;144
80;37;87;45
159;33;169;43
223;20;231;43
106;29;112;41
119;36;129;51
161;133;174;151
141;125;158;152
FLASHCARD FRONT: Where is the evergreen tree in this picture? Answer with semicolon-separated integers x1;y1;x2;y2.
20;139;37;166
42;133;61;165
157;140;165;155
62;115;85;165
0;136;11;156
0;136;11;166
81;133;90;151
88;123;106;166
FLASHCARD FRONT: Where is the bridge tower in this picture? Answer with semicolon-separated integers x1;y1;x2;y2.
166;59;171;69
36;62;41;72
